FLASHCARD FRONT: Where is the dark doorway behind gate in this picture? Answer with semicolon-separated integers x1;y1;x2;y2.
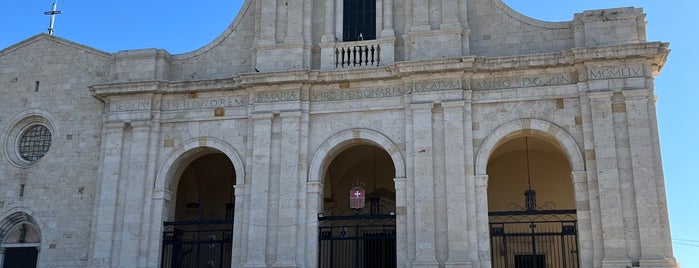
319;144;397;268
161;152;236;268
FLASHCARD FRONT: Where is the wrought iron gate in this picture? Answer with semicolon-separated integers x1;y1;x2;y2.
318;214;396;268
489;209;579;268
161;220;233;268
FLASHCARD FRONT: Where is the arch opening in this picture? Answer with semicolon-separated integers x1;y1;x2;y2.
486;135;579;268
318;144;397;268
161;150;236;268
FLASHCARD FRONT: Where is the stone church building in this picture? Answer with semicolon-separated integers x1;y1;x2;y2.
0;0;678;267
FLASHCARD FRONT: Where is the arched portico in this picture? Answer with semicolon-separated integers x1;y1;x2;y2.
147;137;246;267
306;128;407;268
473;119;592;268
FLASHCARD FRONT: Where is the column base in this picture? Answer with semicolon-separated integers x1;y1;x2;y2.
445;261;473;268
639;257;678;268
601;258;632;268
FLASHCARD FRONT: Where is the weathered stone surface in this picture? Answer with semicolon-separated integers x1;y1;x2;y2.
0;0;677;267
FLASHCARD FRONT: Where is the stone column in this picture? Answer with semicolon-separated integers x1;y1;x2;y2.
274;112;302;267
442;101;470;267
258;0;277;45
244;113;274;268
623;90;672;266
411;103;438;267
381;0;394;37
89;122;126;267
322;0;335;42
588;92;632;267
411;0;430;31
474;175;491;268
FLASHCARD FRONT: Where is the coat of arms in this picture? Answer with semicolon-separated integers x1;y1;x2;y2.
349;185;366;209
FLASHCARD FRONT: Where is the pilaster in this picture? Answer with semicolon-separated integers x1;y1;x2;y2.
463;90;478;265
380;0;395;38
588;91;632;267
305;182;323;268
432;104;447;264
273;111;302;268
244;113;274;268
623;90;675;267
90;122;126;268
258;0;277;45
441;0;460;29
410;102;438;267
118;121;156;268
394;177;409;268
572;171;594;268
443;101;470;267
411;0;430;32
285;0;303;43
474;175;491;268
231;184;247;267
322;0;335;42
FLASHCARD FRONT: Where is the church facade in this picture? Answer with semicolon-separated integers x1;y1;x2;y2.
0;0;678;267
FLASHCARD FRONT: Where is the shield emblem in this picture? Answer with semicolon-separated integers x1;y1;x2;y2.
349;186;366;209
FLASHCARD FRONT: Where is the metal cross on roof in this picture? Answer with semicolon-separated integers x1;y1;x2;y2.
44;1;62;36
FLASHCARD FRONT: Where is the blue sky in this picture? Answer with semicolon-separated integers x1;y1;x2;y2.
2;0;697;266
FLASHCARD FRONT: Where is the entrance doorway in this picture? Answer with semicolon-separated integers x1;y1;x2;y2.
318;145;397;268
487;136;579;268
4;247;39;268
161;152;235;268
1;219;41;268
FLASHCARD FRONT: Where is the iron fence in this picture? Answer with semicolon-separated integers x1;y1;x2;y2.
318;214;396;268
161;219;233;268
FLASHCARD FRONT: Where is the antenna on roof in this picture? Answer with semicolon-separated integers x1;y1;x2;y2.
44;0;62;36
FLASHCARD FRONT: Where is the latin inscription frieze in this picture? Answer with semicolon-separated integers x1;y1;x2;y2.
161;96;248;111
110;100;151;112
472;73;571;90
310;86;407;101
255;90;299;103
588;65;644;80
414;79;462;92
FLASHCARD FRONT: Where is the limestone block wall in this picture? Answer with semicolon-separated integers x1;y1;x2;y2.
105;0;652;81
0;36;112;267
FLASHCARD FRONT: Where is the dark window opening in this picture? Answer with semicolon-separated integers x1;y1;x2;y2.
343;0;376;42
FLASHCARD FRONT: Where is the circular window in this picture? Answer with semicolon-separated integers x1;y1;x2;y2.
18;125;52;162
4;113;56;168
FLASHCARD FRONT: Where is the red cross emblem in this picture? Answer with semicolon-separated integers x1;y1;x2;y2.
349;186;366;209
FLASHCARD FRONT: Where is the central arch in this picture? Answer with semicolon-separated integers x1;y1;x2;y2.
308;129;406;268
